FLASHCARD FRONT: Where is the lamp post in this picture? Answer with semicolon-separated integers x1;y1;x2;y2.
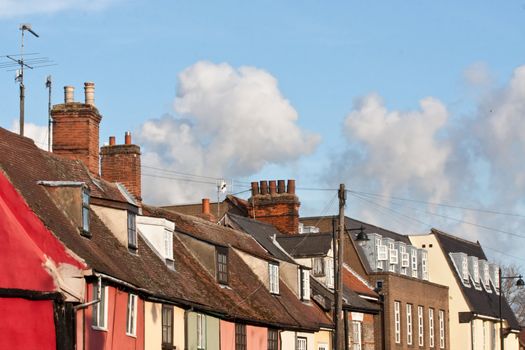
498;267;524;350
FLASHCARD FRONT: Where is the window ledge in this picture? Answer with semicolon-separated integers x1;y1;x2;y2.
92;325;107;332
126;332;137;338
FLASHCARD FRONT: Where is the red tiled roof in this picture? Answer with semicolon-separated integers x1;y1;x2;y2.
342;265;377;298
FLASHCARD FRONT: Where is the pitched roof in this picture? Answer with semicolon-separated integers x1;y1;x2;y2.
276;233;333;258
162;195;249;219
0;127;330;330
226;213;296;263
432;228;520;330
342;265;377;298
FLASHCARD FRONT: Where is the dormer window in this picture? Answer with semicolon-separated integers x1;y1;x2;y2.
127;211;137;252
82;187;90;236
300;268;310;301
312;257;325;277
216;246;228;285
462;256;469;283
269;263;279;294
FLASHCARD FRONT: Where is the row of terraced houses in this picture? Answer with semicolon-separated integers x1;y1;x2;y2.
0;82;521;350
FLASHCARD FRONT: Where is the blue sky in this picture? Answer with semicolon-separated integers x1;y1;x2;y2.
2;0;525;266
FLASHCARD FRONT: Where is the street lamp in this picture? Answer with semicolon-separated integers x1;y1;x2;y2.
498;267;524;350
349;225;369;246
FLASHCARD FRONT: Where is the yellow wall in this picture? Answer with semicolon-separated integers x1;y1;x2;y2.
144;301;185;350
313;329;332;350
281;331;315;350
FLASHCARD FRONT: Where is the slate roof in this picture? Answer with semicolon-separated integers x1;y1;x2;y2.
0;127;330;331
432;228;520;330
226;213;296;263
276;232;333;258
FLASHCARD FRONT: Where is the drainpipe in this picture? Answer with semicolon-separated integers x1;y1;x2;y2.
343;310;349;350
74;274;102;310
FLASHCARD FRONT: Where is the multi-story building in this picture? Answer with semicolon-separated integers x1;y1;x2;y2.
410;229;520;349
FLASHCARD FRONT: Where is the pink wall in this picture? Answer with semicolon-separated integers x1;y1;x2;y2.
221;320;236;350
84;284;145;350
247;325;267;350
0;298;56;350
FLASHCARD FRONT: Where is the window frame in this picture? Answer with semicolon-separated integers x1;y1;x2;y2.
418;306;424;347
197;313;206;350
352;320;362;350
300;268;310;301
127;211;137;252
126;293;138;337
394;301;401;344
162;305;174;349
81;187;91;236
407;303;413;345
269;263;280;294
312;257;325;277
326;257;334;288
92;283;108;331
429;308;435;348
216;246;229;285
268;329;279;350
235;323;247;350
438;309;445;349
296;336;307;350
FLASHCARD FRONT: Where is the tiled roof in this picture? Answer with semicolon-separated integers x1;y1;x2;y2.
432;228;520;330
276;233;333;258
342;265;377;298
0;127;330;331
226;213;296;263
162;195;249;219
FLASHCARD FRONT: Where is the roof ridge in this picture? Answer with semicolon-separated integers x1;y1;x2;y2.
431;228;481;247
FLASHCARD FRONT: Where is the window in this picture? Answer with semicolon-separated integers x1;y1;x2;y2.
235;324;246;350
268;329;279;350
162;305;173;348
407;304;413;345
389;247;398;265
438;310;445;348
197;313;206;350
326;257;334;288
216;246;228;285
269;263;279;294
394;301;401;344
300;268;310;301
462;257;469;282
375;280;384;291
377;245;388;261
164;229;173;261
429;308;435;348
418;306;424;346
128;211;137;251
296;337;307;350
352;321;362;350
82;188;90;236
126;294;138;336
312;257;325;276
92;283;107;330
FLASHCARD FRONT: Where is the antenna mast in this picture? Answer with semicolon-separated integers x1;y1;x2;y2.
46;75;52;151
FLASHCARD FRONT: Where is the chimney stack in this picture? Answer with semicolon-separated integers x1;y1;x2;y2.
52;82;102;175
100;132;142;202
248;179;300;235
84;82;95;106
202;198;210;215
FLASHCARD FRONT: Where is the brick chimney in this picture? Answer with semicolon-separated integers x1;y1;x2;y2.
51;82;102;174
248;179;300;235
100;132;142;201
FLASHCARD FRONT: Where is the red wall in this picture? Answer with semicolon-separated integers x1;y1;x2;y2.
221;320;236;349
247;325;267;350
84;284;145;350
0;298;56;350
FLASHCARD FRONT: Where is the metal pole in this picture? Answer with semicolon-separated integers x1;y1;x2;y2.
19;28;25;136
46;76;52;151
335;184;345;350
499;267;504;350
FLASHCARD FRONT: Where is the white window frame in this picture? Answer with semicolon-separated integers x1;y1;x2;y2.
269;263;279;294
421;252;428;280
92;284;108;330
82;187;90;235
296;337;307;350
418;306;424;347
462;257;469;282
439;310;445;348
411;249;418;277
407;304;413;345
429;308;435;348
301;269;310;301
197;313;206;350
127;211;137;251
126;293;138;337
352;321;362;350
326;257;334;288
164;229;173;260
377;245;388;261
312;257;325;277
389;248;398;265
394;301;401;344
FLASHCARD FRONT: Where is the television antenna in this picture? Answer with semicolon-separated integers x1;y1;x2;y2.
0;24;56;136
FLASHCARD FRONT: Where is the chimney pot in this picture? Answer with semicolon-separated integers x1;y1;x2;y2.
109;136;116;146
202;198;210;215
277;180;285;194
287;179;296;194
269;180;277;195
125;131;132;145
251;182;259;196
64;86;74;104
260;181;268;195
84;82;95;106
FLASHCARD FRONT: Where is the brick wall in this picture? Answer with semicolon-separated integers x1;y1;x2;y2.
248;180;300;235
51;103;102;175
100;138;141;201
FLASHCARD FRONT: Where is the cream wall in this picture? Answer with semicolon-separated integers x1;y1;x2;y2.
313;330;331;350
144;302;185;350
409;234;471;349
235;249;270;288
92;205;128;247
280;261;300;297
281;331;314;350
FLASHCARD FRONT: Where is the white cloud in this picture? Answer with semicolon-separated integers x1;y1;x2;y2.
463;61;494;88
10;120;48;150
0;0;117;18
138;61;320;204
340;93;451;202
